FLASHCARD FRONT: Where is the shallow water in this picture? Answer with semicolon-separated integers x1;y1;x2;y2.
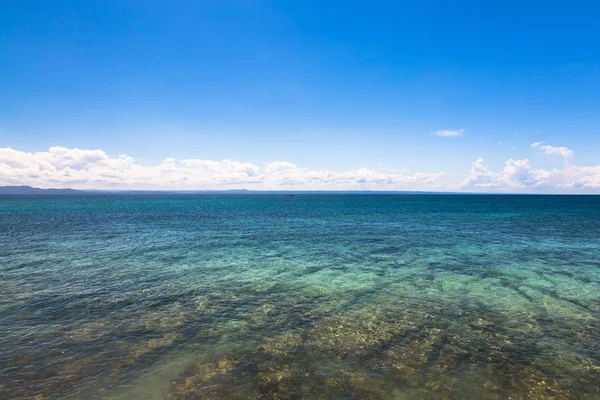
1;194;599;399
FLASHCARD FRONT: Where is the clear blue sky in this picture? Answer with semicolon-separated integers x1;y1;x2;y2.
1;1;599;191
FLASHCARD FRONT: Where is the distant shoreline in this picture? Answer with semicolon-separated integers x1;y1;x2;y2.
0;185;597;196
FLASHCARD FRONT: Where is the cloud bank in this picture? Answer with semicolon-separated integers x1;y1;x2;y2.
0;147;446;191
1;143;598;192
460;143;600;190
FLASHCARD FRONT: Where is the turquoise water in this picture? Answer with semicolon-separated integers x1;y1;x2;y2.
1;194;599;399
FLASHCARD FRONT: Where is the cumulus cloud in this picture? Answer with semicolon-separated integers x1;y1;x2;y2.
460;158;495;188
0;147;446;190
461;143;600;191
431;129;465;137
531;142;574;164
501;159;537;187
2;143;599;192
264;161;299;175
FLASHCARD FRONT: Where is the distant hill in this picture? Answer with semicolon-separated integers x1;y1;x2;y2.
0;185;83;195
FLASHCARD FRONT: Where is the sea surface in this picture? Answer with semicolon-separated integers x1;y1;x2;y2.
1;194;600;399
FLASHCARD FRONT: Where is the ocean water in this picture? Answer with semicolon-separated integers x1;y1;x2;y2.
1;194;599;400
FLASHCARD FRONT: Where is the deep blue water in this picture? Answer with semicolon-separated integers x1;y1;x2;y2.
1;194;599;399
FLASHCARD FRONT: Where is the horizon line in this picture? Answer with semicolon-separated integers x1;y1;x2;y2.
0;185;598;195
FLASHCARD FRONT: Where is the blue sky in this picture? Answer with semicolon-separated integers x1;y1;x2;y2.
1;1;599;191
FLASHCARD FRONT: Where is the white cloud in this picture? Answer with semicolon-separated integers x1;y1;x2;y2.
431;129;465;137
264;161;299;175
500;159;536;187
461;143;600;191
531;142;574;164
0;147;446;191
460;158;498;188
2;143;599;192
